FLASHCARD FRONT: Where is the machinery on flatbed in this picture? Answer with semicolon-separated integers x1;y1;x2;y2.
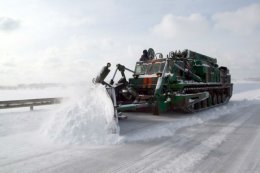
94;49;233;118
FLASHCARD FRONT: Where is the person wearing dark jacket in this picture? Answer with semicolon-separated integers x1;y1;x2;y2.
140;49;149;61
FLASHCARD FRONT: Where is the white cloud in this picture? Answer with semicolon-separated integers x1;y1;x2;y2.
1;1;260;85
41;12;96;28
151;13;209;40
0;17;19;31
213;4;260;35
150;3;260;79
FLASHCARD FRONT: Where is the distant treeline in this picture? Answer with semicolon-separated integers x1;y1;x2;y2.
244;78;260;82
0;83;65;90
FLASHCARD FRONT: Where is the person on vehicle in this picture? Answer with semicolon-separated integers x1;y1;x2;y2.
147;48;155;60
140;49;149;61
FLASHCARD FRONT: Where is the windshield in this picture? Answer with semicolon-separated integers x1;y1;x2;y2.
135;62;167;75
135;64;148;75
147;63;160;74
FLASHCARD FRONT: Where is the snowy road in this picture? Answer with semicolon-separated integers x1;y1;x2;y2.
0;82;260;173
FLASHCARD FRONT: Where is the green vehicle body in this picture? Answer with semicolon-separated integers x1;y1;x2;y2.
94;49;233;115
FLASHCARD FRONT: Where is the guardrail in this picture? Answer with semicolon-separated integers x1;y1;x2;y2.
0;98;63;111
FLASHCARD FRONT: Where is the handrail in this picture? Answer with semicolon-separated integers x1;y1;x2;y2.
0;97;63;110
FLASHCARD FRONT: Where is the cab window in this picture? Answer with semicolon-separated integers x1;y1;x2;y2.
135;64;148;75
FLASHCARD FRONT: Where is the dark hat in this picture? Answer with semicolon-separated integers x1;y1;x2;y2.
143;49;148;54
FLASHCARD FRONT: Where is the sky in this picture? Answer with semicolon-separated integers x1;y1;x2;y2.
0;0;260;85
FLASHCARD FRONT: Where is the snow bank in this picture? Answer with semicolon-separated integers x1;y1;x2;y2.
41;84;120;145
233;82;260;94
232;88;260;101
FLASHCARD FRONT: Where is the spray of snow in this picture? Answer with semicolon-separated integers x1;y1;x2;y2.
41;84;121;145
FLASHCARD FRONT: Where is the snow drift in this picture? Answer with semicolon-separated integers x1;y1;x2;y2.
42;84;120;145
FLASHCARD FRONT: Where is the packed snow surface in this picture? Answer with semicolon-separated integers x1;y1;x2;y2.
41;84;120;145
1;82;260;173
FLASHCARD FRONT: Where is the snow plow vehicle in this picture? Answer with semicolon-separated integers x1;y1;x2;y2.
93;49;233;118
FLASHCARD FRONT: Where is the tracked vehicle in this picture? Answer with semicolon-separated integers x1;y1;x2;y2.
94;49;233;118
